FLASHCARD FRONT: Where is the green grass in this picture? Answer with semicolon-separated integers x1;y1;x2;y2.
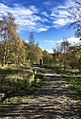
0;64;44;104
54;68;81;101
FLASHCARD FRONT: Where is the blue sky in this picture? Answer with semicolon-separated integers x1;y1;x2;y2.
0;0;80;52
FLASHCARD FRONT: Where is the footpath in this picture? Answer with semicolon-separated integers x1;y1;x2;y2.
0;68;81;119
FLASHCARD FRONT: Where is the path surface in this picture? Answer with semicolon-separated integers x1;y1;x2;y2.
0;68;81;119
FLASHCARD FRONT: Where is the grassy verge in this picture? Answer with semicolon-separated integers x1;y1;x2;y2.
53;68;81;102
0;64;44;104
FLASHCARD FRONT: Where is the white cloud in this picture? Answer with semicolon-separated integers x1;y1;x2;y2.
42;48;53;53
0;0;80;32
44;37;80;46
54;19;67;26
38;28;48;32
44;40;58;45
50;0;77;28
67;37;80;44
41;12;49;17
29;5;38;13
0;3;38;22
43;1;52;6
46;49;53;53
0;3;50;32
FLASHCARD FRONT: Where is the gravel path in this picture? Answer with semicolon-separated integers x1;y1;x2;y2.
0;68;81;119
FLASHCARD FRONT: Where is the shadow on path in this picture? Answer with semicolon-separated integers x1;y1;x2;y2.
0;68;81;119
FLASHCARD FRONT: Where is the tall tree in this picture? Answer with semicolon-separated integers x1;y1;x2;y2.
68;0;81;71
61;39;70;70
28;32;39;64
68;0;81;37
0;13;25;65
42;50;50;65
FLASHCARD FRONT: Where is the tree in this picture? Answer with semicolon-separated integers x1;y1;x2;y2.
68;0;81;37
0;15;10;65
68;45;78;69
0;13;26;66
53;49;60;67
60;39;70;70
22;40;30;63
68;0;81;71
48;54;54;66
34;47;42;64
42;50;50;66
28;32;40;64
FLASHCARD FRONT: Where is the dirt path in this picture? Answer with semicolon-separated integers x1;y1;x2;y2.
0;68;81;119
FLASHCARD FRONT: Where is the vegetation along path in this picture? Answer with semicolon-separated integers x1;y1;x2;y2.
0;68;81;119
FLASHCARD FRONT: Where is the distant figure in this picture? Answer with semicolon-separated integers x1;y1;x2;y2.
40;58;43;67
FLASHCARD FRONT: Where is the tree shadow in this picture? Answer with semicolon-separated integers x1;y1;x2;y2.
0;97;81;119
34;75;77;99
0;69;81;118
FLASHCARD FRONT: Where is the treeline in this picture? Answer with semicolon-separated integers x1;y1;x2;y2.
0;13;44;66
0;13;59;68
40;39;81;72
52;39;81;72
0;13;55;67
0;13;81;72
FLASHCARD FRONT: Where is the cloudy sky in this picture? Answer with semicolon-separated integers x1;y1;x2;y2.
0;0;80;52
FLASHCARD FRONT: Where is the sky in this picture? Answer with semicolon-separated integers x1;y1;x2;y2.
0;0;80;52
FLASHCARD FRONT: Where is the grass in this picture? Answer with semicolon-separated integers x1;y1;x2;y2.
53;67;81;102
0;64;44;104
